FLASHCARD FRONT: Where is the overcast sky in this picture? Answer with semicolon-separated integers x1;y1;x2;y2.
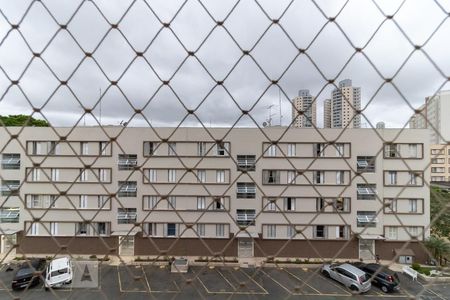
0;0;449;128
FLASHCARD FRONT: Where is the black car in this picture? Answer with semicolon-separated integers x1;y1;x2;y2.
353;262;400;293
11;258;47;290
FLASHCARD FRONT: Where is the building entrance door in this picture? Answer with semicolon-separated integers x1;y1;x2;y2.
119;236;135;256
359;239;375;260
238;238;253;258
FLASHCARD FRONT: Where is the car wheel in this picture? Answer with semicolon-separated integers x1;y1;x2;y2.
322;270;330;278
381;285;389;293
350;285;359;292
45;287;49;291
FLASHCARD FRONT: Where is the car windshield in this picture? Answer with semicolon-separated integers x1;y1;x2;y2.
51;268;68;277
16;267;33;277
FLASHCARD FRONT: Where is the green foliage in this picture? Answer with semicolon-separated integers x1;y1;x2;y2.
430;187;450;238
411;262;421;270
0;115;49;127
424;235;450;266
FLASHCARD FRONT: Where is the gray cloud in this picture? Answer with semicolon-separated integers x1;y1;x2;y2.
0;0;449;129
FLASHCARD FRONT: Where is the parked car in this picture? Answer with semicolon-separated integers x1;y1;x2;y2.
44;257;73;290
321;263;371;293
11;258;47;290
353;262;400;293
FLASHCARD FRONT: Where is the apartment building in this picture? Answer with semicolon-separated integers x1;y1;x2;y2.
409;90;450;144
0;127;430;263
323;99;331;128
291;89;317;128
325;79;361;128
430;144;450;182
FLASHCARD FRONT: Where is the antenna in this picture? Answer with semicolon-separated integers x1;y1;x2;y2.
265;105;275;127
278;87;283;126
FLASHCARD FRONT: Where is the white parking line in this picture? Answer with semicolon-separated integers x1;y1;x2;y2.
284;268;321;294
239;269;269;294
141;266;180;293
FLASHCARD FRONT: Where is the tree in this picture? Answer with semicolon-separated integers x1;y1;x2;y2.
0;115;49;127
424;236;450;266
430;187;450;238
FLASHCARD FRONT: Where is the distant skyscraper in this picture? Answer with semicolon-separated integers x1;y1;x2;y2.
325;79;361;128
323;99;331;128
409;90;450;144
292;89;316;128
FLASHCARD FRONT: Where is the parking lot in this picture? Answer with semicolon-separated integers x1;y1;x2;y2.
0;262;449;299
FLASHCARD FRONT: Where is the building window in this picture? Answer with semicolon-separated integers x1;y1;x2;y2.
216;170;225;183
314;225;326;238
144;196;157;210
143;141;157;156
168;142;177;156
407;226;420;238
386;227;398;240
166;223;177;237
357;184;376;200
197;169;206;183
263;170;280;184
79;195;88;209
357;156;375;172
356;211;378;227
118;154;137;170
31;168;40;181
1;180;20;196
99;142;109;156
236;209;256;226
213;197;225;210
314;171;324;184
408;144;418;157
97;222;108;235
267;144;277;156
386;198;397;213
76;222;89;235
118;181;137;197
144;223;154;236
336;171;345;185
50;222;58;236
216;142;229;156
30;223;39;235
197;196;206;210
0;207;20;223
284;197;296;211
237;155;256;171
98;195;109;209
316;197;325;212
409;199;418;213
431;158;445;164
334;197;349;212
1;153;20;169
148;169;157;183
167;196;176;209
385;144;399;158
337;226;348;239
98;169;109;182
197;224;205;237
287;144;296;156
314;143;325;157
117;208;137;224
409;172;419;185
197;142;207;156
80;169;88;182
388;171;397;185
287;171;296;184
236;183;256;198
168;169;177;183
80;142;89;155
266;199;277;211
335;143;344;157
51;168;59;182
267;225;276;238
216;224;225;237
287;225;295;238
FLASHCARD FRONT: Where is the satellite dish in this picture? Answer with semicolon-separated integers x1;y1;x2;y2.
262;122;268;127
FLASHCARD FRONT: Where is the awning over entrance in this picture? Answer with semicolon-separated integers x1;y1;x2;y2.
111;230;140;236
0;229;21;235
358;234;385;240
235;231;259;238
395;248;415;256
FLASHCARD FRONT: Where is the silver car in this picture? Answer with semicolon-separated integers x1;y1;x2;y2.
321;263;371;294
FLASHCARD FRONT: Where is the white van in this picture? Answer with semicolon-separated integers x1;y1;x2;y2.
44;257;73;290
